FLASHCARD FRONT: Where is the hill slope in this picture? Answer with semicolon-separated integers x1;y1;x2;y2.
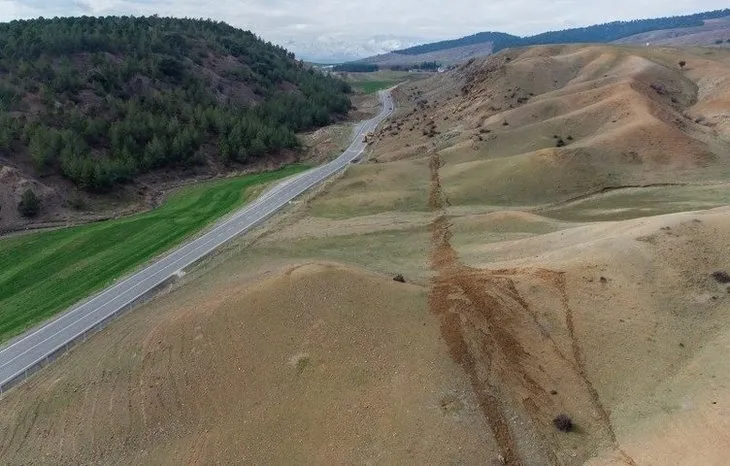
0;16;350;230
297;44;730;462
366;45;730;215
0;263;493;464
357;8;730;67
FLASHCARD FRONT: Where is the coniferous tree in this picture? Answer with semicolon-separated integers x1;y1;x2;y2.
18;188;41;217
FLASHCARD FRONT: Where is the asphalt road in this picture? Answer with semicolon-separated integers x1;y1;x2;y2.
0;89;395;392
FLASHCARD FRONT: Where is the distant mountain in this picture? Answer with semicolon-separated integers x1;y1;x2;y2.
356;8;730;68
394;32;519;57
357;42;497;68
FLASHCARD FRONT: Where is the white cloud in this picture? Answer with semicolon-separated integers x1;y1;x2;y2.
0;1;40;21
4;0;729;60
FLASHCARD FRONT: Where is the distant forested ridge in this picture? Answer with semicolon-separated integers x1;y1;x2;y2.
0;16;351;192
332;63;380;72
333;61;440;73
394;8;730;56
395;32;518;57
411;61;440;70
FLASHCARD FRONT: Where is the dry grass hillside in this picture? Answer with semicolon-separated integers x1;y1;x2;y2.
0;263;493;464
363;45;730;218
2;44;730;465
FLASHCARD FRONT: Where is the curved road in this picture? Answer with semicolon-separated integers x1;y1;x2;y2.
0;89;395;393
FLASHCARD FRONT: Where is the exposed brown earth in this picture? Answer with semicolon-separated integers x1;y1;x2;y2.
427;151;637;465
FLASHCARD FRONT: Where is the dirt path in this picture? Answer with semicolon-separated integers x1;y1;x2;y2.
426;152;637;465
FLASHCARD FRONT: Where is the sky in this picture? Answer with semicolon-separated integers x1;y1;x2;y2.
0;0;727;61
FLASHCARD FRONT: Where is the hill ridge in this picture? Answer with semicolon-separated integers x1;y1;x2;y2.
353;8;730;68
394;8;730;56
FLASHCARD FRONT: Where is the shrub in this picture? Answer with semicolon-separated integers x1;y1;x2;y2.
18;188;40;217
66;192;86;210
711;271;730;284
553;414;573;432
650;82;666;95
393;274;406;283
678;60;686;68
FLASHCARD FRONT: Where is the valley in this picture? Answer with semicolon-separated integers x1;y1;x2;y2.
2;43;730;464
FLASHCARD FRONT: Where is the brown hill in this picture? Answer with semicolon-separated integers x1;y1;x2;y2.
0;263;493;464
365;45;730;215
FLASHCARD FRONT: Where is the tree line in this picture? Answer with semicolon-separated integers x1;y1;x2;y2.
393;8;730;56
333;63;379;72
389;61;440;71
333;61;441;73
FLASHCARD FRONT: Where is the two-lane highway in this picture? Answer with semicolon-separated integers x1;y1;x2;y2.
0;89;395;393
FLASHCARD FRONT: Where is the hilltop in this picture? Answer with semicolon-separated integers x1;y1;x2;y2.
0;16;351;232
355;8;730;68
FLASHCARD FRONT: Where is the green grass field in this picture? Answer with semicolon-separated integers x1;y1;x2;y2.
354;80;398;94
0;165;308;342
344;70;417;94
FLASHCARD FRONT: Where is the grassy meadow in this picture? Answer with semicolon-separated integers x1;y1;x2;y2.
0;165;308;342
